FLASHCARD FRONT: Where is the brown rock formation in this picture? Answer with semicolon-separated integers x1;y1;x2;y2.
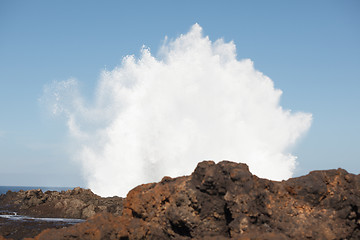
26;160;360;240
0;187;123;219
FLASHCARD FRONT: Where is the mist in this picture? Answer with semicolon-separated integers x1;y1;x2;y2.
43;24;312;197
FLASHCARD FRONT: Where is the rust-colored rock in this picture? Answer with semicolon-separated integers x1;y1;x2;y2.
2;161;360;239
25;160;360;239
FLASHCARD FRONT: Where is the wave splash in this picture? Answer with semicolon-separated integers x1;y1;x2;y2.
43;24;312;197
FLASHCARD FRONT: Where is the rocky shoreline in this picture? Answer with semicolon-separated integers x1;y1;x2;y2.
0;187;123;219
1;160;359;239
0;187;123;239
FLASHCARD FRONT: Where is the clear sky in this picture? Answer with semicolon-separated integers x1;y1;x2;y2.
0;0;359;188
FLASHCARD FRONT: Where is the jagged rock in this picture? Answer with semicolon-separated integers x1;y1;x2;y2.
82;204;96;219
0;187;123;219
25;160;359;240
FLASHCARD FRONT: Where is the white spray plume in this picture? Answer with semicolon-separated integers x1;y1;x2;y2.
43;24;312;197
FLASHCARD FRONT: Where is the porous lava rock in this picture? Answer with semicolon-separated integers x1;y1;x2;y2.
26;160;360;240
0;187;123;219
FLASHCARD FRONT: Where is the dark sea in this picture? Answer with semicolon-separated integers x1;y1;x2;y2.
0;186;73;195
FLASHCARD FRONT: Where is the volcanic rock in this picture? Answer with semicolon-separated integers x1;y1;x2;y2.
0;187;123;239
0;187;123;220
25;160;360;240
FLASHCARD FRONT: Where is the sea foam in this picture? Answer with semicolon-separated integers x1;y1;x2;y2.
43;24;312;197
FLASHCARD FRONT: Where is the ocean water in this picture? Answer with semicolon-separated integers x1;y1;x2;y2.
0;186;84;224
0;213;85;224
0;186;73;195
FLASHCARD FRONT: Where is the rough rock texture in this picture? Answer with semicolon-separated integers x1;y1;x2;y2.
0;216;76;240
0;187;123;219
26;160;360;240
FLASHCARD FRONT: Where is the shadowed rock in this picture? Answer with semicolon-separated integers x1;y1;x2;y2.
0;187;123;239
0;187;123;220
1;161;359;239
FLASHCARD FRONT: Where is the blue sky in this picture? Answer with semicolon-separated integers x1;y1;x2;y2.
0;0;359;188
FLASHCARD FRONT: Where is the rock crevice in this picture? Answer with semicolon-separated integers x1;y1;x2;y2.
1;160;359;239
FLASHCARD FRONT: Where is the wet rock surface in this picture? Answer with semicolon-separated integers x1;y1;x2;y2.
0;216;76;240
1;160;360;239
0;187;123;239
